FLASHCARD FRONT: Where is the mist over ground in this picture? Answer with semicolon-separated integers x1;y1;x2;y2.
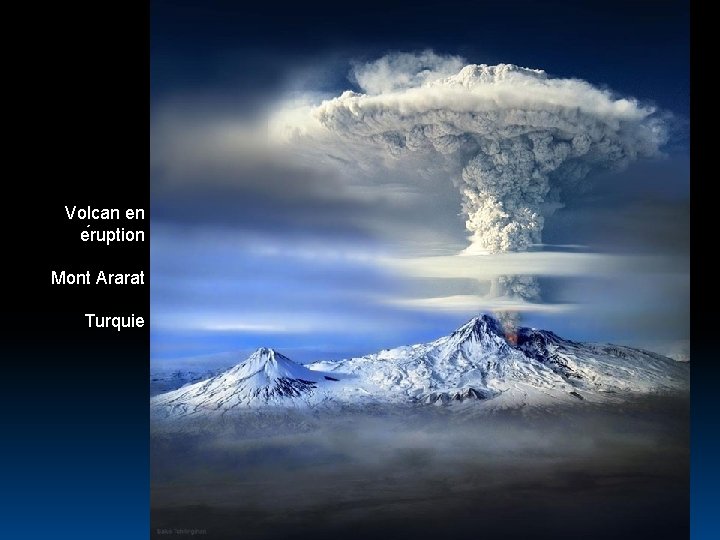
151;395;688;540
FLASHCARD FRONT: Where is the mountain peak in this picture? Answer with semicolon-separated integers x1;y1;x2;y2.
452;314;505;339
225;347;313;381
245;347;298;365
249;346;279;359
446;314;511;351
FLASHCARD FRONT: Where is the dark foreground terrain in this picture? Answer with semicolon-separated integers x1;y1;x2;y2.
151;396;688;540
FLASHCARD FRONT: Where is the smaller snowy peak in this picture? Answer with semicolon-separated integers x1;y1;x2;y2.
223;347;318;382
150;348;331;417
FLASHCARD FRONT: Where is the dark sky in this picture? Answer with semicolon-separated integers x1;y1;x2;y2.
152;0;689;115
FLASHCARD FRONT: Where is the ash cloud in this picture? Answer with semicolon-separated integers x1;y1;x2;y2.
315;56;668;254
350;50;465;95
305;53;669;317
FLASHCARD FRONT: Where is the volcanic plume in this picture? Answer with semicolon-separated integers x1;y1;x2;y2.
274;53;669;322
315;57;666;254
312;54;667;318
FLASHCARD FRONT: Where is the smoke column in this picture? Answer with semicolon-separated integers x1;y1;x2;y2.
307;54;668;328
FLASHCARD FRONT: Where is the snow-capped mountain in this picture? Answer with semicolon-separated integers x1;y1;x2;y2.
151;315;689;419
152;348;332;415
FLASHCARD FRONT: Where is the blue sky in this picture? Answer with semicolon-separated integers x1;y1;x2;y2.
151;0;689;366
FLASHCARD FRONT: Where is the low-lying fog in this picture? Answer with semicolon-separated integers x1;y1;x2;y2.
152;396;688;540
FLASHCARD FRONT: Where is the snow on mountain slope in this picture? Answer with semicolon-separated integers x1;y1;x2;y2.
151;315;689;419
151;348;337;416
516;328;688;394
308;315;570;405
150;351;244;396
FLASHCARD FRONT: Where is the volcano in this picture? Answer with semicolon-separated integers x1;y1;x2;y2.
151;315;689;419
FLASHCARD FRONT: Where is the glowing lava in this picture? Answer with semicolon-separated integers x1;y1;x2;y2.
495;311;519;347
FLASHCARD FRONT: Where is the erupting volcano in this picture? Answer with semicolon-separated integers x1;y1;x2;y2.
151;315;689;419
